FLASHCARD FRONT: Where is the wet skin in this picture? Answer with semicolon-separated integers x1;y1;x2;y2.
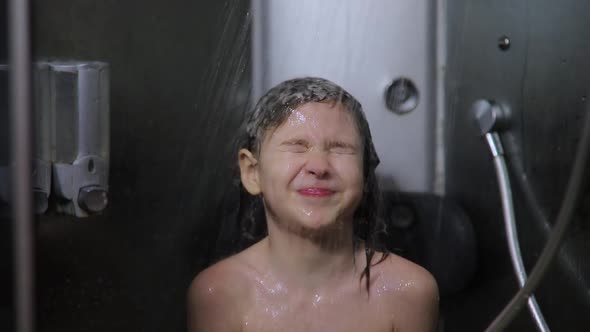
248;101;365;236
187;102;439;331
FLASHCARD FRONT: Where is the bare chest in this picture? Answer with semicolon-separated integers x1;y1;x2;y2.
240;289;395;332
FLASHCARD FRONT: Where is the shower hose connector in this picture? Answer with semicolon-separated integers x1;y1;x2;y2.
472;99;550;332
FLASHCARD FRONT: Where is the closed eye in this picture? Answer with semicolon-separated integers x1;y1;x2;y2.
328;141;357;154
281;139;309;153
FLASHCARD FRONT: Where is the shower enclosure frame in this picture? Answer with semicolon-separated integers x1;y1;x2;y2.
8;0;35;331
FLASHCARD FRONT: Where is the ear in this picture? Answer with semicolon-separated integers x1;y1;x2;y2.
238;148;261;195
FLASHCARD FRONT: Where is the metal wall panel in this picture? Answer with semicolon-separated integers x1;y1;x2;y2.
253;0;437;192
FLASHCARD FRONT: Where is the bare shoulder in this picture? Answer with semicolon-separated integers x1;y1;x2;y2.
188;255;248;302
187;248;260;332
376;253;438;299
371;252;440;331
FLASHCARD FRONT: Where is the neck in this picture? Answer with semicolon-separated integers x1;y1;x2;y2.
263;216;360;291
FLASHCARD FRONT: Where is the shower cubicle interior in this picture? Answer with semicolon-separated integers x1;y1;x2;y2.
2;0;590;331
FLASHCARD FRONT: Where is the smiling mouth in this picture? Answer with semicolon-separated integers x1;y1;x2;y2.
297;188;335;197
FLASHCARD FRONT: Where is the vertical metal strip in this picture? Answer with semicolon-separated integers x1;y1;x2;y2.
250;0;266;101
433;0;447;195
9;0;35;331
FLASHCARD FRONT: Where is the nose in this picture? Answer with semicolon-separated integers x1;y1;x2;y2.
304;150;330;178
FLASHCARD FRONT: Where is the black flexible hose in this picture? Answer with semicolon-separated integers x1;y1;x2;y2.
485;104;590;331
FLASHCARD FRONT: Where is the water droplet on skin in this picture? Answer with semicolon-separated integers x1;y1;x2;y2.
374;283;391;297
374;278;418;296
396;280;416;292
264;306;283;318
288;110;307;126
312;293;322;307
255;276;288;296
296;111;306;122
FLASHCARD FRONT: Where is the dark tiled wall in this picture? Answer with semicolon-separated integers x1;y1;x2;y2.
32;1;251;331
444;1;590;331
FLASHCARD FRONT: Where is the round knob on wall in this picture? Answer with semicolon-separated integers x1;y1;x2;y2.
78;186;108;214
385;77;419;114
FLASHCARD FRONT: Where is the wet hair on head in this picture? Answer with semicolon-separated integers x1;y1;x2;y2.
236;77;387;292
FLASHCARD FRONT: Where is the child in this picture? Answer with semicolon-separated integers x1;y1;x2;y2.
187;77;439;331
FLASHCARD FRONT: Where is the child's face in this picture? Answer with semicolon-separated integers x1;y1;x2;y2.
255;102;364;233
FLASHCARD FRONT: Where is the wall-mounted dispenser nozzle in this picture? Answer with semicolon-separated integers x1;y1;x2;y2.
1;63;54;213
0;61;110;218
33;63;53;214
1;64;53;214
45;61;110;217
